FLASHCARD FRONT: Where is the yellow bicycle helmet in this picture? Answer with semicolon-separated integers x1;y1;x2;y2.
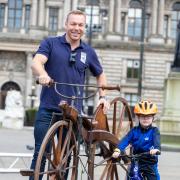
134;100;158;115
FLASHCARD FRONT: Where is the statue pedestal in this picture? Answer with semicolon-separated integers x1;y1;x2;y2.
2;116;24;129
0;108;24;129
158;72;180;140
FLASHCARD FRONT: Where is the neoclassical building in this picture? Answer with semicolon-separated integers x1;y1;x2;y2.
0;0;179;121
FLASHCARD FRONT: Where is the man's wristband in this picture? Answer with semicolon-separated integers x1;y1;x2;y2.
99;96;106;100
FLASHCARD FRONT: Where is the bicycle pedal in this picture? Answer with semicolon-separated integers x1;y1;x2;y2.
95;153;102;156
20;169;34;176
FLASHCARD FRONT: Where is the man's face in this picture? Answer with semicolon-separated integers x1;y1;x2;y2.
65;14;86;42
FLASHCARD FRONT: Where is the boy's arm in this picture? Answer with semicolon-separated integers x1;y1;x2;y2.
150;127;161;155
117;129;133;151
153;127;161;150
112;130;133;159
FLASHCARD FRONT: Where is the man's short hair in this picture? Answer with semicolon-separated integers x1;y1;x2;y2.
66;10;86;22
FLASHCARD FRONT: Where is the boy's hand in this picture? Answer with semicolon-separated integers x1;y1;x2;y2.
112;148;120;158
150;149;160;155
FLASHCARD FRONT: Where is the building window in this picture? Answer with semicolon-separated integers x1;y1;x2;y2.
128;0;149;40
8;0;23;31
163;15;168;39
144;14;150;38
121;12;126;35
0;3;5;30
127;59;140;79
125;93;138;117
49;7;58;34
128;8;142;39
171;2;180;39
85;6;102;35
24;5;30;32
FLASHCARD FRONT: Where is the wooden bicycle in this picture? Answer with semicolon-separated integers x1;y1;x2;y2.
20;81;133;180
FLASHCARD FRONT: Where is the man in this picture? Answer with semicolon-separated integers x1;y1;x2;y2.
30;10;109;180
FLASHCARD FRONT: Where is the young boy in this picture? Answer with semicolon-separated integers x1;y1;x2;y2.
112;100;161;180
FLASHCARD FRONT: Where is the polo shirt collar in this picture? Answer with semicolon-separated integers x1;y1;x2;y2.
60;34;85;49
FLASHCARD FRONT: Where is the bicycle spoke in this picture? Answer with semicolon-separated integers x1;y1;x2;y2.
51;134;58;165
52;125;63;165
106;162;113;180
45;152;56;169
100;161;111;180
112;164;119;179
57;125;63;153
59;122;72;163
60;145;75;168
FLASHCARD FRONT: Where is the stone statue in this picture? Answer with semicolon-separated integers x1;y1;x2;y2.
5;90;23;108
0;90;24;129
172;20;180;70
5;90;24;118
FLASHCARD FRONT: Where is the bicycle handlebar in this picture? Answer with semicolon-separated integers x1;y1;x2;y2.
36;79;120;91
119;151;161;159
36;79;121;99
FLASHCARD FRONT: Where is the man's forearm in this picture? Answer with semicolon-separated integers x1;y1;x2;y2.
31;61;48;77
96;72;107;97
31;54;48;77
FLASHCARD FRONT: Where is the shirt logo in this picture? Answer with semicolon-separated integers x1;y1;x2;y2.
80;52;87;64
144;137;149;141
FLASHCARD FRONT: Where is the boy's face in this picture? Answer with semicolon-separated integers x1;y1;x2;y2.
138;114;154;128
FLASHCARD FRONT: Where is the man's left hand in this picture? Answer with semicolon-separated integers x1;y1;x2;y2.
97;97;110;114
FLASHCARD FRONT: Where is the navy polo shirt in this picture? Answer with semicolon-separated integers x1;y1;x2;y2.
36;34;103;112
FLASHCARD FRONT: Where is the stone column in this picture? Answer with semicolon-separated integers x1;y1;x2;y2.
114;0;122;33
149;0;164;43
25;53;33;108
151;0;158;35
124;12;129;41
58;8;63;30
63;0;71;26
108;0;115;32
38;0;45;27
157;0;164;36
45;6;49;29
2;3;8;32
72;0;78;10
31;0;38;26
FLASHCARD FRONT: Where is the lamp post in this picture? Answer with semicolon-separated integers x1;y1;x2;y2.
138;0;146;98
84;0;95;114
28;85;37;108
88;1;94;45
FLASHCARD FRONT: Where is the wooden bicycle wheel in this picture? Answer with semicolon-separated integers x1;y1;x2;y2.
88;97;134;180
34;120;78;180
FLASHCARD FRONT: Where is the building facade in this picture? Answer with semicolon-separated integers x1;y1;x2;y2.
0;0;179;119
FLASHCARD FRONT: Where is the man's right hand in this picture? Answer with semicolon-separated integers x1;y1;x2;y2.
38;74;51;86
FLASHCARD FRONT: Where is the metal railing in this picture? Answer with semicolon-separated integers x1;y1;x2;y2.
0;152;32;173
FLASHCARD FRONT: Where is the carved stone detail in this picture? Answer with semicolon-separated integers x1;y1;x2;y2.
0;52;26;72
